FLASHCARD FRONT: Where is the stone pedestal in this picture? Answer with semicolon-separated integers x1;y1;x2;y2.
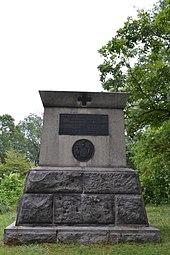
4;167;160;244
4;91;160;244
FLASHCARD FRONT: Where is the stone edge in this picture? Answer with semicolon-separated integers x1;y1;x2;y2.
39;91;129;109
4;222;160;245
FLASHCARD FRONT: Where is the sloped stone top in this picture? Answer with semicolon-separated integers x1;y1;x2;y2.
39;91;129;109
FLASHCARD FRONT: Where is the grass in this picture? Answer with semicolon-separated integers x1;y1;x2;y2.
0;205;169;255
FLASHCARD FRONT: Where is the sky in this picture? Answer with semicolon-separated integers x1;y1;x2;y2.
0;0;157;123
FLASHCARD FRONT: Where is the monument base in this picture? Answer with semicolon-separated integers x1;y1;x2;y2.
4;222;160;245
3;167;160;244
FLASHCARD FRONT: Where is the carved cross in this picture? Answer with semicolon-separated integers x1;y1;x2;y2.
78;92;91;106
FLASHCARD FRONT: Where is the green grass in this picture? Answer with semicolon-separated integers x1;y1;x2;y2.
0;205;169;255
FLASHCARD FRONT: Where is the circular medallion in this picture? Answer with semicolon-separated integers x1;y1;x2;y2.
72;139;95;162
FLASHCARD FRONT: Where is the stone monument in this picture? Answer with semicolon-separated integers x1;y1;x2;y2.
4;91;160;244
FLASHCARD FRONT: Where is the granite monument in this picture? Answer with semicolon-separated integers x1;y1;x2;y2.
4;91;160;244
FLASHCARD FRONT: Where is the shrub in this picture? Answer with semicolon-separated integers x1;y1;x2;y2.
0;149;31;176
0;173;25;212
131;120;170;204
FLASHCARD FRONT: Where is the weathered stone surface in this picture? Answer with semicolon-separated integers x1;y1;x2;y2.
4;222;57;245
16;194;53;225
25;170;83;193
54;194;82;224
81;194;115;224
54;194;115;224
84;171;140;194
109;227;160;243
40;91;129;109
110;232;160;243
115;195;148;225
58;226;160;243
57;230;109;243
4;223;160;244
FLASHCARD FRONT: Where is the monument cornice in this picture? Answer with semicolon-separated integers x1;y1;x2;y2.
39;90;129;109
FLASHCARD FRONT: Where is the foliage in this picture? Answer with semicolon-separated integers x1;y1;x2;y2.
0;113;42;166
19;113;43;165
0;112;42;213
0;149;30;212
0;205;170;254
0;173;25;213
0;113;42;212
0;149;31;176
131;120;170;204
0;114;28;163
98;0;170;138
98;0;170;204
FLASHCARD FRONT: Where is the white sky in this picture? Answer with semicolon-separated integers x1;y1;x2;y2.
0;0;157;123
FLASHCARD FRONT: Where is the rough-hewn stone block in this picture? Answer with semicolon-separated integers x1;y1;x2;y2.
54;194;82;224
81;194;115;224
54;194;115;224
25;170;83;193
16;194;53;225
115;195;148;225
84;171;140;194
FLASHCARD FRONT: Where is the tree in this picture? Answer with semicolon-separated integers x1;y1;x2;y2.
0;113;42;166
19;113;43;165
98;0;170;138
0;148;31;176
0;114;15;162
0;114;23;162
0;114;27;163
97;0;170;204
131;120;170;204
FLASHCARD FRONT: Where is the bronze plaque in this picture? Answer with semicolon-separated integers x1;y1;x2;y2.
72;139;95;162
59;114;108;136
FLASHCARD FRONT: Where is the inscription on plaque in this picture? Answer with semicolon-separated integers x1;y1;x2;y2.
59;114;109;136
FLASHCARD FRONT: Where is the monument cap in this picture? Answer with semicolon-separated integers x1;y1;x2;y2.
39;90;129;109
